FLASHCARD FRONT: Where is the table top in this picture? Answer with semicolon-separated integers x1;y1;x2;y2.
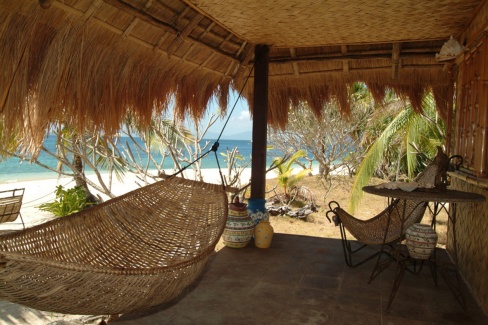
362;186;486;203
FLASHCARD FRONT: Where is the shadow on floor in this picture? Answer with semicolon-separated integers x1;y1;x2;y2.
116;234;488;325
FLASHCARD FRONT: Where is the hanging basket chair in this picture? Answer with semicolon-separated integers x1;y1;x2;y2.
0;177;228;315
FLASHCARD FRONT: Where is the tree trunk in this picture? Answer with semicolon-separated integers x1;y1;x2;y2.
317;143;330;177
73;153;101;204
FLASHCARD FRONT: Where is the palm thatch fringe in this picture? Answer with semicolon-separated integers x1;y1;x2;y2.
236;68;451;129
0;1;452;155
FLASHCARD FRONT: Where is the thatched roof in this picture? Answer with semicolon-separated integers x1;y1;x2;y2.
0;0;485;151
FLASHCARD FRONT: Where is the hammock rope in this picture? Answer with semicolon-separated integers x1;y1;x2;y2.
0;178;228;315
0;66;255;316
170;64;255;189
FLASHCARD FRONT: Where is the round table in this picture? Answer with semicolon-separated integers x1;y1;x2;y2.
362;185;485;310
362;186;485;203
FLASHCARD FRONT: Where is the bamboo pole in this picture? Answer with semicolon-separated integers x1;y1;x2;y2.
476;38;488;176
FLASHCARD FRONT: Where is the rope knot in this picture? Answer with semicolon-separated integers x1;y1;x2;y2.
210;142;219;152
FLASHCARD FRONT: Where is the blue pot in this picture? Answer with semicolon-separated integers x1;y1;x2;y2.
246;198;269;227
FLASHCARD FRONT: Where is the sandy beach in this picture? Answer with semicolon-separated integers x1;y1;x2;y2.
0;168;255;231
0;166;314;231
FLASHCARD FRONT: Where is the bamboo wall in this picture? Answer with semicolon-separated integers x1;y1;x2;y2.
449;177;488;314
455;33;488;176
452;31;488;315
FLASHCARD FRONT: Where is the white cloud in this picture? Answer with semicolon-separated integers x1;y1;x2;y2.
237;110;250;121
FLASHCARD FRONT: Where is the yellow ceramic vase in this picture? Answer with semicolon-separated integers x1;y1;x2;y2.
254;220;274;248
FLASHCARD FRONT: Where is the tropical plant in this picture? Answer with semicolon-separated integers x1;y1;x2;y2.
348;92;446;213
38;185;96;217
273;149;311;199
0;115;197;199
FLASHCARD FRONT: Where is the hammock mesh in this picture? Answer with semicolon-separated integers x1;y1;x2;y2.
0;177;228;315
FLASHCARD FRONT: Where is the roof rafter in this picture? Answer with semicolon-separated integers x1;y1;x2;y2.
101;0;242;63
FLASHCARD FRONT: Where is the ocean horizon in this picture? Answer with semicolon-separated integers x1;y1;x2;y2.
0;136;297;183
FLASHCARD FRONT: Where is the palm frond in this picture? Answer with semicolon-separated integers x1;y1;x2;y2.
348;92;445;214
348;105;414;213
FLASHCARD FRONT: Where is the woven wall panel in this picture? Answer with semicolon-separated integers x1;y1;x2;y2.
455;34;488;176
186;0;480;47
450;178;488;315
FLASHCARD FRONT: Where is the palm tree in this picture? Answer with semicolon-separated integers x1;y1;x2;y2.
273;149;311;199
348;92;445;213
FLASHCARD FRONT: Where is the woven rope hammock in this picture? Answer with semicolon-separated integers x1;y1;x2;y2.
0;177;228;315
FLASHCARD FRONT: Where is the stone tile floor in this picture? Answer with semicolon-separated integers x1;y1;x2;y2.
116;234;488;325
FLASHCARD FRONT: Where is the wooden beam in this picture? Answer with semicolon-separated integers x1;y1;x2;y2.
199;22;215;39
198;52;216;70
82;0;103;21
341;45;350;73
269;52;435;64
392;43;402;79
234;45;255;81
167;14;204;56
218;34;233;50
153;32;169;51
224;61;235;77
99;0;238;62
265;64;444;79
289;48;300;77
51;1;232;78
251;45;270;200
180;14;204;39
235;41;248;58
173;7;190;26
121;0;153;39
122;18;139;39
180;43;196;61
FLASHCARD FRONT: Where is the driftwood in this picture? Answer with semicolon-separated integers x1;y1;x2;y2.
266;185;318;219
266;202;318;219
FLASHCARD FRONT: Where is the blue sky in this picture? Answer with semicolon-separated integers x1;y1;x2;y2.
195;90;253;139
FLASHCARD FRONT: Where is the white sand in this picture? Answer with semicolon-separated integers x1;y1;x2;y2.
0;168;255;231
0;165;307;232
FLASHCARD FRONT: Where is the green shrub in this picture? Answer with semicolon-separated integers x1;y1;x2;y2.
38;185;95;217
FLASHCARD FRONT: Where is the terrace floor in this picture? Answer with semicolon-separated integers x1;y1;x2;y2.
116;233;488;325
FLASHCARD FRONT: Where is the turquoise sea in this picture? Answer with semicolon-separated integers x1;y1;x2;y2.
0;136;285;183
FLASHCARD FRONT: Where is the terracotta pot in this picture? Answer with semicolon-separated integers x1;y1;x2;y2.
405;223;438;260
222;198;254;248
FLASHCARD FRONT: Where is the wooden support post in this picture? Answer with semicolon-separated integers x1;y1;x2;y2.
251;45;269;200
